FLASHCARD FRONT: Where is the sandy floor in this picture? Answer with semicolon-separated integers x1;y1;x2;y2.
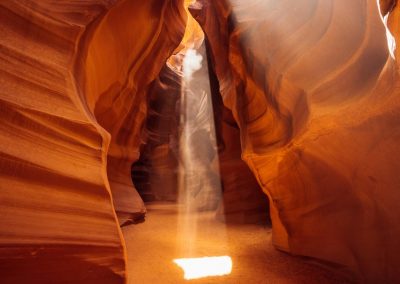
122;202;350;284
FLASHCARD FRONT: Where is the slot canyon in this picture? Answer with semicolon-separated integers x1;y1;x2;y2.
0;0;400;283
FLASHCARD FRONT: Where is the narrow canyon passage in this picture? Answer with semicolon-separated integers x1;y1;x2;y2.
126;40;349;283
1;0;400;283
122;202;348;283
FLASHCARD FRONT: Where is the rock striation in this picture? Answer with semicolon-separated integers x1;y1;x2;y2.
84;0;186;224
0;0;186;282
191;0;400;282
132;63;182;202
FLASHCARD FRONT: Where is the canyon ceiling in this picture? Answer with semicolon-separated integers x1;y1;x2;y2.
0;0;399;283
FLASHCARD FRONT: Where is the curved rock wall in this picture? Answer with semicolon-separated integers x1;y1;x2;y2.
84;0;186;224
0;0;185;282
208;47;270;223
216;103;270;224
132;63;182;202
191;0;400;282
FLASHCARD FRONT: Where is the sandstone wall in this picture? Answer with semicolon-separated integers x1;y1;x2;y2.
132;63;182;202
84;0;186;224
0;0;185;282
191;0;400;282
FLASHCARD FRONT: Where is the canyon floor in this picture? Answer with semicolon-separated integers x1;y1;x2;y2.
122;202;351;283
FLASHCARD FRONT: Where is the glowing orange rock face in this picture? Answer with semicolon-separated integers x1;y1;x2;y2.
0;0;186;282
191;0;400;282
84;0;186;225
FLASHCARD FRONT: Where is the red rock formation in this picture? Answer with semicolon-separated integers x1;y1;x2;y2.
0;0;186;282
208;48;270;223
216;105;270;224
84;0;186;224
191;0;400;282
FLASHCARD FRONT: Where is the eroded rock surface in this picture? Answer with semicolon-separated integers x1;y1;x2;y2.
132;63;181;202
0;0;186;282
85;0;186;224
191;0;400;282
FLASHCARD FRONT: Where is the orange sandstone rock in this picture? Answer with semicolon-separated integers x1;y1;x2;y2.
84;0;186;224
0;0;186;282
191;0;400;282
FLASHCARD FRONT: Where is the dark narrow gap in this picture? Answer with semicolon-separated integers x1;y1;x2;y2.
204;37;271;225
131;64;181;203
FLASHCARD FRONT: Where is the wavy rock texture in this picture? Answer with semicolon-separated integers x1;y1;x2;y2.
209;52;270;224
132;64;181;202
191;0;400;282
216;104;270;224
0;0;185;282
84;0;186;224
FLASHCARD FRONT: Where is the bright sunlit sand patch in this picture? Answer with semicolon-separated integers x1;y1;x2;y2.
173;256;232;280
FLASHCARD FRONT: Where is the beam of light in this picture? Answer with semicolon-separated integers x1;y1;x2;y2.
173;256;232;280
177;43;226;256
379;6;396;59
384;16;396;60
175;26;228;267
174;8;229;279
183;48;203;81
